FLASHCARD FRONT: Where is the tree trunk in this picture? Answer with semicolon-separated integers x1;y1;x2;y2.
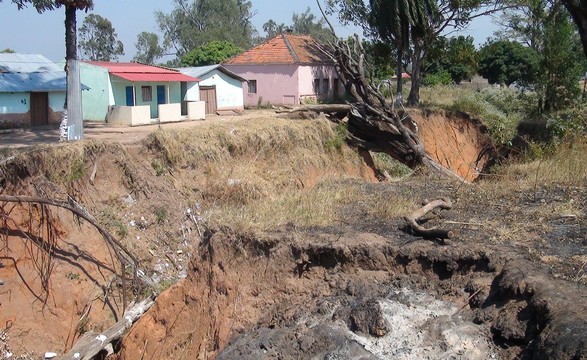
395;45;403;106
563;0;587;60
314;38;469;182
64;5;84;140
408;37;424;107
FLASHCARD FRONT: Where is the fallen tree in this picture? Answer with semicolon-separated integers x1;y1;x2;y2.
59;295;156;360
404;198;454;240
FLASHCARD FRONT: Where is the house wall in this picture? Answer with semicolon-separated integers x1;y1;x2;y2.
111;79;182;118
224;64;299;107
297;65;342;102
78;63;112;121
199;69;244;110
0;91;65;128
184;81;200;101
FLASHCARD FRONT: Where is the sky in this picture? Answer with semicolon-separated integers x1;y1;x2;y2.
0;0;498;62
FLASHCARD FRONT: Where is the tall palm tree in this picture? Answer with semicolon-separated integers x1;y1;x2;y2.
369;0;435;104
6;0;94;140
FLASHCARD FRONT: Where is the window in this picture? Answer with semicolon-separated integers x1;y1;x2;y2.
314;79;320;94
322;78;329;94
248;80;257;94
141;86;152;102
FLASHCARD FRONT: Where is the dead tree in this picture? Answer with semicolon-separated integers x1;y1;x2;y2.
314;37;467;182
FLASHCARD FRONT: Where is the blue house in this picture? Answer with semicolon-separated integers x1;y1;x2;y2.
0;53;78;128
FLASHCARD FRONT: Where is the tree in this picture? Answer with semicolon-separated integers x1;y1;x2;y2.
494;0;549;51
262;7;335;42
496;0;585;111
79;13;124;61
477;40;539;86
368;0;436;104
327;0;511;106
539;2;585;111
180;40;242;66
562;0;587;60
133;32;165;64
155;0;257;59
424;35;478;84
2;0;93;141
1;48;15;53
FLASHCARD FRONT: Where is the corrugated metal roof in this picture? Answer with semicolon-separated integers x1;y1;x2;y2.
87;61;200;82
0;71;89;92
177;64;247;82
224;34;332;65
0;53;61;73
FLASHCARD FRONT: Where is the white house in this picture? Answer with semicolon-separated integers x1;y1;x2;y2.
178;64;246;115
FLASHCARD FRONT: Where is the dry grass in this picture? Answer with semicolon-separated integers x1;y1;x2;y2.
209;180;416;232
419;85;478;108
147;117;368;206
482;139;587;194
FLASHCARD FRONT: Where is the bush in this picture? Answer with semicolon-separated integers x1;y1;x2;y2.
423;70;453;86
450;88;525;144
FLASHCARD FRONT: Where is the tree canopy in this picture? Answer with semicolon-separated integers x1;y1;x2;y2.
133;32;165;64
79;13;124;61
262;7;334;43
478;40;539;86
180;40;242;66
425;35;478;84
156;0;256;58
5;0;93;12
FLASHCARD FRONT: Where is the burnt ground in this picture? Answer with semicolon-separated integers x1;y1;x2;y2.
114;175;587;360
0;115;585;359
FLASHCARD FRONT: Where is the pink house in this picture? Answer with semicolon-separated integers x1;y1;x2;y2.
224;33;342;107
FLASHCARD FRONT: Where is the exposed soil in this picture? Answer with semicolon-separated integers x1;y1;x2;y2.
0;112;585;360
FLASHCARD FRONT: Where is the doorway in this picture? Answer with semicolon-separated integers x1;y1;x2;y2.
30;92;49;126
199;86;217;114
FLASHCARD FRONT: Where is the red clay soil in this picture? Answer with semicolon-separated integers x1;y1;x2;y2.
411;109;493;182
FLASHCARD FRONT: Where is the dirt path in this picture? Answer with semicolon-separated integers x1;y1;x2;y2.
0;110;276;148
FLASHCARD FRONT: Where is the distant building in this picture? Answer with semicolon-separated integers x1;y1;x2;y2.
0;53;84;128
224;33;342;107
178;64;246;115
79;61;203;125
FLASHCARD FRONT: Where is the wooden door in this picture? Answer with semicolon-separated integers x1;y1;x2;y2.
199;86;217;114
30;92;49;126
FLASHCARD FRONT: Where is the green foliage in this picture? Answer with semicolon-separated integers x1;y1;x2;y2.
425;36;478;84
180;41;242;67
423;70;453;86
478;40;540;86
325;122;348;152
538;5;585;112
155;0;256;58
155;207;167;224
262;7;335;43
151;159;166;176
65;272;80;280
363;40;395;82
69;158;84;182
79;13;124;61
133;32;164;64
5;0;93;12
1;48;15;53
451;88;525;144
545;107;586;139
371;152;412;178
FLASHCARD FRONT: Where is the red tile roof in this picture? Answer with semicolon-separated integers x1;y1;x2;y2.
87;61;200;82
224;34;332;65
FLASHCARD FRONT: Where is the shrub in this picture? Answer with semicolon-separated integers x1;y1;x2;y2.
423;70;453;86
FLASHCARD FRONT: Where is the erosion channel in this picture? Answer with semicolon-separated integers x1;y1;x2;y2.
0;115;585;359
